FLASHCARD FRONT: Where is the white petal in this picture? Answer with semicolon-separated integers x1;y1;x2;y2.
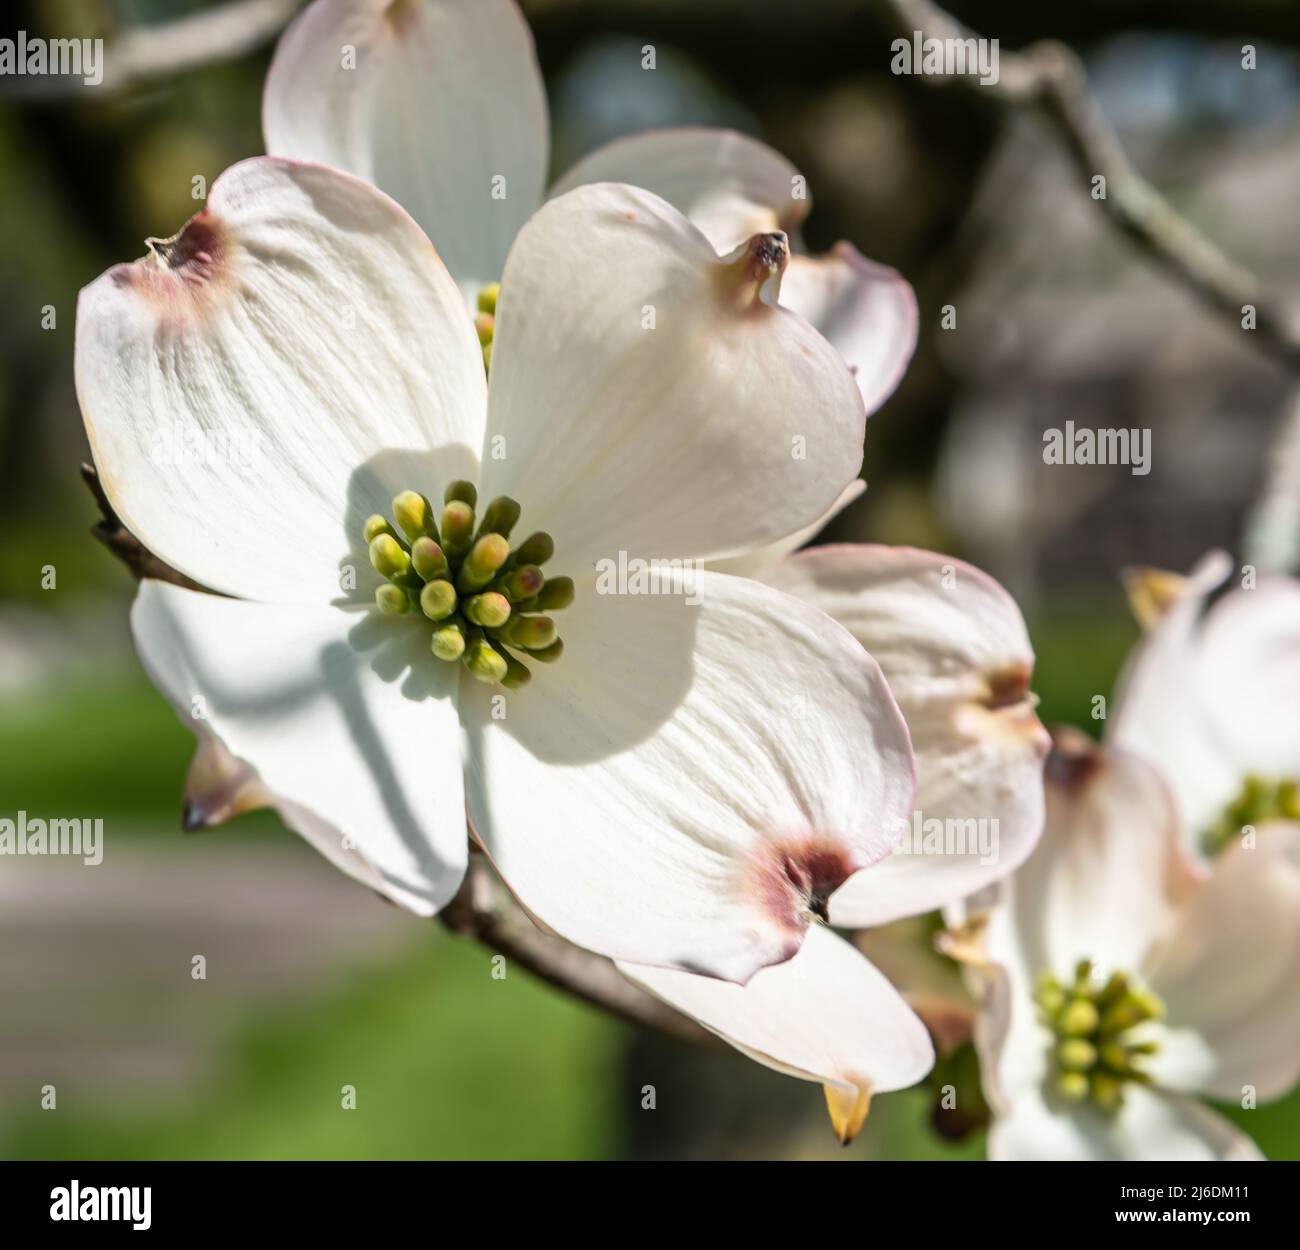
780;246;918;414
550;126;806;256
264;0;548;294
764;546;1049;925
1109;551;1238;847
708;479;865;581
1145;823;1300;1102
481;183;866;571
987;731;1198;981
462;571;914;982
1194;577;1300;781
131;580;468;916
76;157;486;604
990;1083;1263;1161
618;924;933;1143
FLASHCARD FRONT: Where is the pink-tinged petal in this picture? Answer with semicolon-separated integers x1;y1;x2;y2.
132;580;468;916
264;0;548;294
480;183;866;572
763;546;1049;925
989;1084;1263;1161
461;571;914;982
550;126;807;256
618;924;934;1143
76;157;486;605
1145;822;1300;1103
780;245;918;415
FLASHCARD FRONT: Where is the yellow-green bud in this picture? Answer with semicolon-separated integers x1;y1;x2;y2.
463;636;508;684
419;579;458;621
363;514;397;545
411;536;448;582
474;312;494;345
1060;998;1100;1036
512;531;554;567
369;533;410;580
1089;1071;1123;1111
500;651;531;689
537;576;574;611
478;496;521;540
440;500;475;558
465;591;510;628
503;565;545;602
393;490;436;542
458;533;510;592
430;621;465;661
527;638;564;663
1057;1072;1090;1101
503;615;556;651
1057;1039;1097;1072
477;282;499;315
375;584;411;616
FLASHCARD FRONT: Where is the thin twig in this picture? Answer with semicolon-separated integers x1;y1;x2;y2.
440;856;715;1047
4;0;302;100
877;0;1300;370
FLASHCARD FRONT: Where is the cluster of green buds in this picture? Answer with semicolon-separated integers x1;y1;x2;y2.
1202;774;1300;857
474;282;498;371
1034;959;1164;1112
363;479;572;689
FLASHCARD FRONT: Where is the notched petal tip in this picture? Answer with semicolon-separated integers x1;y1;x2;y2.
824;1079;872;1145
746;835;860;940
714;230;790;310
181;733;268;831
113;210;230;311
1044;726;1104;792
953;661;1050;756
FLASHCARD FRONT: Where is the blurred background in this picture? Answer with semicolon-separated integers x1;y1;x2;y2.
1;0;1297;1159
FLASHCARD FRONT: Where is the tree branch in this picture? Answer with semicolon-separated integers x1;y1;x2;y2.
877;0;1300;370
439;856;715;1046
81;463;712;1047
5;0;303;100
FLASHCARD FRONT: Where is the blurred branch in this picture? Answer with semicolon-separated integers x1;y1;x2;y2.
80;462;712;1047
6;0;302;99
877;0;1300;371
440;855;715;1047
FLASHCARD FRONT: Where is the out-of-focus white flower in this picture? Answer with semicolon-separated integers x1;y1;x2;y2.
262;0;917;410
965;728;1300;1161
1110;551;1300;861
75;157;921;986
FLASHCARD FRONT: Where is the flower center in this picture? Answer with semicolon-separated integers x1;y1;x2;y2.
1201;774;1300;856
363;479;572;689
474;282;498;371
1034;959;1164;1112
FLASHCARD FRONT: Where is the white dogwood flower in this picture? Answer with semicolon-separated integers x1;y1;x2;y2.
1110;550;1300;860
262;0;916;409
968;729;1300;1161
75;156;921;986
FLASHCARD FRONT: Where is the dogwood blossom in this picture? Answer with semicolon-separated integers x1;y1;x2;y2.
75;154;928;988
967;729;1300;1161
1110;551;1300;861
262;0;916;409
